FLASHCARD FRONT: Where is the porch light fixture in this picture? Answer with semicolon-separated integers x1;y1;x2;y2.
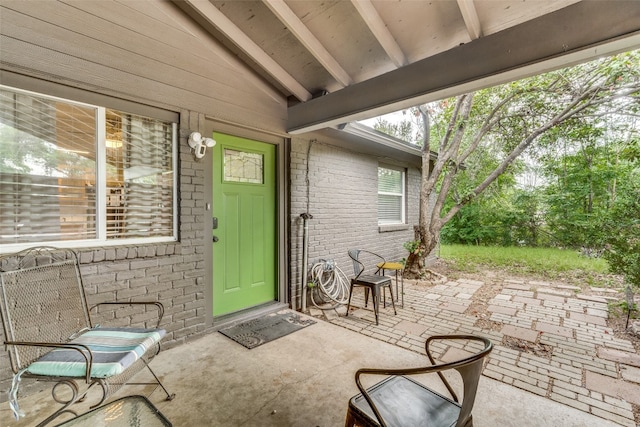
188;131;216;159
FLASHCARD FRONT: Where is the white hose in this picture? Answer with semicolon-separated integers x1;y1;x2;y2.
308;259;350;307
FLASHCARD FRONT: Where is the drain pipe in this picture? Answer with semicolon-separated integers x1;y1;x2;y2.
300;213;313;312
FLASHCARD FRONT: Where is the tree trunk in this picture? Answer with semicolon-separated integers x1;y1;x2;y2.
404;225;440;280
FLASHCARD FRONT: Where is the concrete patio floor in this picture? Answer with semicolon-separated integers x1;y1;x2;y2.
0;312;625;427
322;276;640;426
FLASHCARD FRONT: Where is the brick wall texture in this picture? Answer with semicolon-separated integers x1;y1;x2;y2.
289;137;421;308
0;117;209;398
0;131;423;398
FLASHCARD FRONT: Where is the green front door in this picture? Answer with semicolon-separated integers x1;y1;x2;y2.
212;133;277;316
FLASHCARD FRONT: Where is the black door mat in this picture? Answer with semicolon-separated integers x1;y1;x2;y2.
219;311;316;349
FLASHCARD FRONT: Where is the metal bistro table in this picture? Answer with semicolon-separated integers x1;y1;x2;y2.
54;395;172;427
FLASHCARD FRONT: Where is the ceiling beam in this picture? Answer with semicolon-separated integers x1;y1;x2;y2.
456;0;483;40
351;0;406;67
178;0;312;102
263;0;351;88
288;1;640;134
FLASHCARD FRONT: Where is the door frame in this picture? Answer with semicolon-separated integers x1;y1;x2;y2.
203;119;289;327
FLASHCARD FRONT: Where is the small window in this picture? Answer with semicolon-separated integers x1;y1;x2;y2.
224;149;263;184
0;86;177;249
378;165;406;224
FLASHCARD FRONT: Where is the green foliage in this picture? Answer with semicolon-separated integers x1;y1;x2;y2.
441;187;545;247
438;52;638;237
613;299;638;316
440;244;609;279
375;51;640;265
536;119;637;249
403;240;422;255
373;114;421;144
601;170;640;289
440;202;491;245
0;124;94;178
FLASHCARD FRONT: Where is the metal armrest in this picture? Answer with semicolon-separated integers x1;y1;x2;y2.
90;301;165;328
359;250;386;264
359;250;386;275
349;249;387;280
424;335;492;402
354;334;492;427
354;363;460;427
4;341;94;384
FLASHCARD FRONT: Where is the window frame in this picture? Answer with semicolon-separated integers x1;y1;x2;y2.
377;164;406;226
0;85;178;253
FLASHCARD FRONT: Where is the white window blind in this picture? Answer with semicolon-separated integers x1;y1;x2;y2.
378;166;405;224
0;86;177;248
105;110;175;239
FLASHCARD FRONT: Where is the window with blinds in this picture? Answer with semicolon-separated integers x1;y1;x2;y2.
378;166;406;224
0;86;177;248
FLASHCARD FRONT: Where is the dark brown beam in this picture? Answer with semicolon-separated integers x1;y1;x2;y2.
288;1;640;133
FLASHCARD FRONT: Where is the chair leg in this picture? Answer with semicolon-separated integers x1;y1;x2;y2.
345;408;357;427
364;287;370;308
372;286;379;325
394;270;399;304
145;362;176;401
36;379;83;427
346;283;355;317
388;283;397;315
383;284;386;307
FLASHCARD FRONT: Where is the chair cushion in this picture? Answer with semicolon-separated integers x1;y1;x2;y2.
349;376;461;427
26;327;165;379
376;262;403;271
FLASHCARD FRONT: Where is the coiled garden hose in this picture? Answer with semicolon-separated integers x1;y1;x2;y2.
308;259;350;308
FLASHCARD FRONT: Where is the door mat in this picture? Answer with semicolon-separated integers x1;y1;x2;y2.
219;311;316;349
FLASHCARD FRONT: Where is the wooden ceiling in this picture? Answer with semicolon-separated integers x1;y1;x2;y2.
175;1;640;133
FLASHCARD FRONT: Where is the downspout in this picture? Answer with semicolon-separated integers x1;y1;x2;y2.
300;213;313;312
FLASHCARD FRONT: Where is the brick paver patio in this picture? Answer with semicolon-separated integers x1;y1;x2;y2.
318;277;640;426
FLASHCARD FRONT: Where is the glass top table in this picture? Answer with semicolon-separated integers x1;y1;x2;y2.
54;395;172;426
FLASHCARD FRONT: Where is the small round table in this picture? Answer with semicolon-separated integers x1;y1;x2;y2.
376;261;404;308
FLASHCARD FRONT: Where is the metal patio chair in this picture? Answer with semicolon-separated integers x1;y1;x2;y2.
345;334;493;427
0;246;175;426
346;249;396;326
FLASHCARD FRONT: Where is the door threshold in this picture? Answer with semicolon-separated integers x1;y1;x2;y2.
212;302;289;331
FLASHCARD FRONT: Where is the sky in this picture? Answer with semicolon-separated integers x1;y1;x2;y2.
358;110;409;129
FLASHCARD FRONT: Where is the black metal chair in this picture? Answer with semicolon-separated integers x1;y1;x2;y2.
345;334;493;427
346;249;396;325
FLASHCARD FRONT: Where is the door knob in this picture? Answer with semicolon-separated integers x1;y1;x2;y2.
213;235;219;242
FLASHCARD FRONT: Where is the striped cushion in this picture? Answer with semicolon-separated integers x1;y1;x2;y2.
26;328;165;379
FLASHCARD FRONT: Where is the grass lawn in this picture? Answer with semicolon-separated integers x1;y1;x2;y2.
438;244;615;287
